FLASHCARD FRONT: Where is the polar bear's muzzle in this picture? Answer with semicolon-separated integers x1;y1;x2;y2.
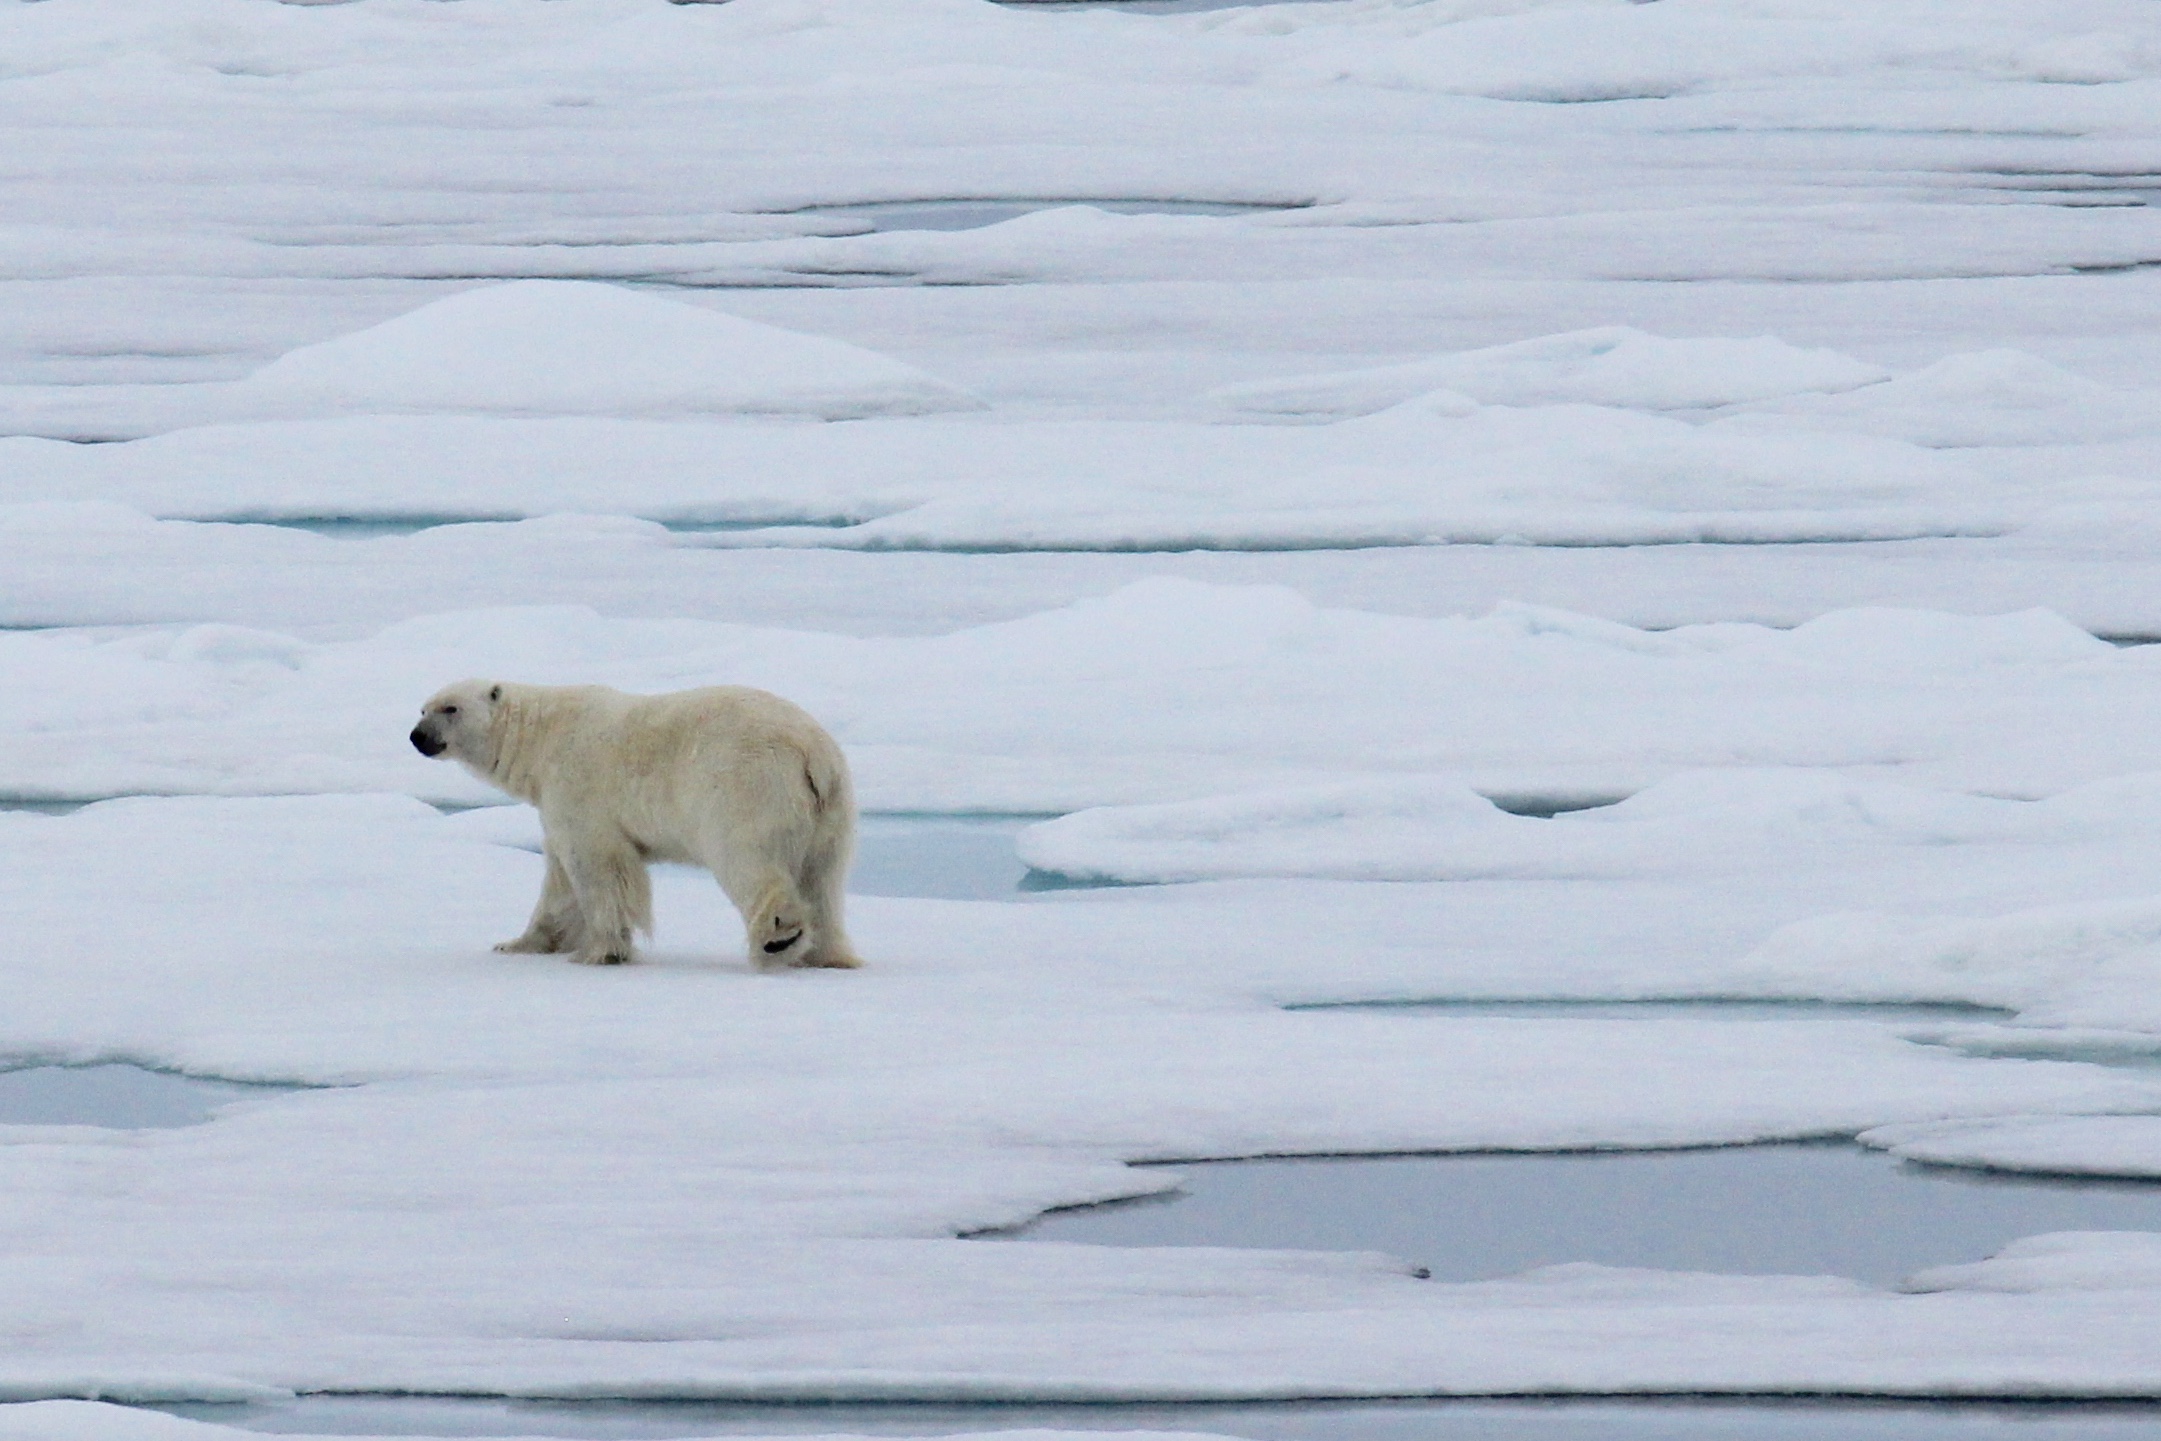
410;725;447;758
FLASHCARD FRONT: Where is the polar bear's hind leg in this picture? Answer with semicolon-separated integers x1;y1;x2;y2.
716;770;832;968
743;871;812;966
794;827;861;970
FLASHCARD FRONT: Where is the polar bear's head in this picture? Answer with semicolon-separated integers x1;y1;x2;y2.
410;679;503;767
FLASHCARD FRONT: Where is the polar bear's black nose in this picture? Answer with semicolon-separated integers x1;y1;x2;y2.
410;727;444;758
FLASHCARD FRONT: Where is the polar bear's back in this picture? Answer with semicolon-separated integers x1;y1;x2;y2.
615;688;851;883
621;685;834;759
500;681;851;847
603;683;846;807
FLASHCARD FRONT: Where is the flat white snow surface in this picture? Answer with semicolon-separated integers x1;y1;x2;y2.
12;0;2161;1427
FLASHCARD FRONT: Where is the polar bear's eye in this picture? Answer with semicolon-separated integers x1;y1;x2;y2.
442;705;458;716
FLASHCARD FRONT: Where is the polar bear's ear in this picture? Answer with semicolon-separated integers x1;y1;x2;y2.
489;684;502;702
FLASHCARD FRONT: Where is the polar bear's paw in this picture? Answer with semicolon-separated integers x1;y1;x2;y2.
570;943;634;966
748;879;811;966
495;932;564;955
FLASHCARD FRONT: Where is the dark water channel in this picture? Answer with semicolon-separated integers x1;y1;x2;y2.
0;1062;293;1127
990;1142;2161;1288
852;813;1096;898
0;795;87;814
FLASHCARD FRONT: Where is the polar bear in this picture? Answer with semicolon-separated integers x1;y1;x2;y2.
410;680;861;970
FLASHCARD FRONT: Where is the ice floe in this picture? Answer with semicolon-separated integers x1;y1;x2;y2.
1721;349;2161;448
1016;770;2161;885
10;323;2159;559
1868;1118;2161;1183
10;0;2161;1418
2;584;2157;809
0;382;2034;550
5;792;2161;1402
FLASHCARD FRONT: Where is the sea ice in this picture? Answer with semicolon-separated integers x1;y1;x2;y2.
1903;1231;2161;1294
0;370;2035;549
8;0;2161;1420
5;583;2157;812
1866;1118;2161;1183
1014;769;2161;885
1209;328;1892;418
234;280;986;423
1721;350;2160;448
6;793;2161;1403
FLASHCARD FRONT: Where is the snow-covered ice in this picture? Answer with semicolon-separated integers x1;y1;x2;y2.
7;585;2161;811
1208;327;1896;418
9;0;2161;1428
231;280;985;422
9;790;2161;1404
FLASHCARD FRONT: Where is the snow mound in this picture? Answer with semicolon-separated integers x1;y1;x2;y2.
1773;604;2111;668
1722;350;2159;448
1018;778;1526;884
1737;884;2161;1023
1210;328;1890;418
1901;1230;2161;1294
238;281;984;422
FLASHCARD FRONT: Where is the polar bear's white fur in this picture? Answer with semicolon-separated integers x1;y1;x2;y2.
411;680;861;970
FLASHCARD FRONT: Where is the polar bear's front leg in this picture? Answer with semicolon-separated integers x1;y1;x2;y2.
561;842;652;967
495;847;581;955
